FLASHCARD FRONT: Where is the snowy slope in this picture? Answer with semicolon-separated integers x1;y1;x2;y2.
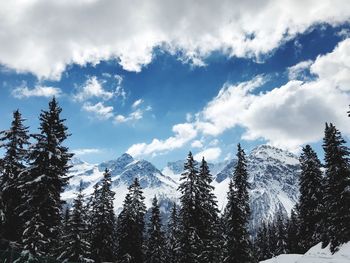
213;145;300;230
260;242;350;263
63;153;179;213
64;145;300;228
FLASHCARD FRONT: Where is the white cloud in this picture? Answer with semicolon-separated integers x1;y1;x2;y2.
0;1;349;79
127;123;197;157
82;102;114;120
194;147;222;162
191;140;203;148
288;60;313;80
132;99;143;108
127;38;350;155
74;76;114;102
197;38;350;152
12;84;62;99
73;148;102;155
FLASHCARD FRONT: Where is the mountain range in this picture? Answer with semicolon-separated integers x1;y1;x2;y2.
63;144;301;230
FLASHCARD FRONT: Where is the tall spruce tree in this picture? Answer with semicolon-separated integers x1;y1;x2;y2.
0;110;29;242
255;222;270;261
322;123;350;252
58;184;92;262
17;98;72;260
177;152;201;263
286;209;300;254
145;196;166;263
116;177;146;263
197;157;220;263
90;169;116;263
166;203;181;263
298;145;323;251
275;211;287;255
223;144;252;263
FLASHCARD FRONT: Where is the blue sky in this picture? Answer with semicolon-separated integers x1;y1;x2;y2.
1;1;350;167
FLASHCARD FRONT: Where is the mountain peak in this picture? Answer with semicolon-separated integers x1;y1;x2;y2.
117;153;134;163
250;144;299;166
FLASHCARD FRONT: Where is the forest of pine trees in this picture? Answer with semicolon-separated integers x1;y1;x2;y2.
0;98;349;262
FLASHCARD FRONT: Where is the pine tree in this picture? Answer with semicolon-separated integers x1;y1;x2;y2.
145;196;166;263
116;177;146;263
298;145;323;251
267;220;278;257
255;222;270;261
17;98;72;260
0;110;29;242
90;169;116;263
322;123;350;252
166;203;181;263
286;209;300;254
58;183;92;262
197;157;220;263
177;152;201;263
223;144;252;263
275;211;287;255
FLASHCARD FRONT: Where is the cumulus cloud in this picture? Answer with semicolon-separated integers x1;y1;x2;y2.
0;1;349;79
197;38;350;151
194;147;222;162
127;123;197;157
127;38;350;155
12;84;62;98
74;76;114;102
82;102;114;120
288;60;313;80
191;140;203;148
73;148;102;155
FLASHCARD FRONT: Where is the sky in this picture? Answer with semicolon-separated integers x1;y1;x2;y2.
0;0;350;168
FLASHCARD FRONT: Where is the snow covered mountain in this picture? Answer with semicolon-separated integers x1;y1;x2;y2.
63;145;300;229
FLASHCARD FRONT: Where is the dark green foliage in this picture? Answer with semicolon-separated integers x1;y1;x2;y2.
322;123;350;252
286;209;301;254
16;98;72;260
58;184;92;262
145;196;166;263
298;145;323;251
90;169;116;263
177;152;201;263
0;110;29;242
116;178;146;263
223;144;252;263
166;203;181;263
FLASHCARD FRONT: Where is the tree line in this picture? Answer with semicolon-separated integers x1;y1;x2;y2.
0;98;349;263
254;123;350;261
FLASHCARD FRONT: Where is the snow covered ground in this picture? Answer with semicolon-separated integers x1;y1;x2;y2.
261;242;350;263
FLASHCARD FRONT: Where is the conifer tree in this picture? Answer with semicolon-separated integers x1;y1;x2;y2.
58;184;92;262
145;196;166;263
116;178;146;263
322;123;350;252
0;110;29;242
275;211;287;255
223;144;252;263
90;169;116;263
166;203;181;263
255;222;270;261
177;152;201;263
298;145;323;251
267;221;278;257
17;98;72;260
197;157;220;263
286;209;300;254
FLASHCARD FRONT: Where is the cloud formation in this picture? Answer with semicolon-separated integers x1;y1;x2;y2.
74;76;114;102
0;0;349;79
82;102;114;120
127;38;350;155
194;147;222;162
127;123;197;157
12;84;62;98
